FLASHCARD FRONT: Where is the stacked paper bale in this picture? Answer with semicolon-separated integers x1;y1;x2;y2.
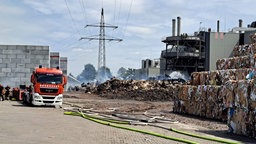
233;43;256;57
216;55;252;70
191;69;250;86
174;34;256;138
173;85;224;120
227;79;256;137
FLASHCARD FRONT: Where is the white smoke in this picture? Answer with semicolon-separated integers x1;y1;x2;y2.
169;71;191;81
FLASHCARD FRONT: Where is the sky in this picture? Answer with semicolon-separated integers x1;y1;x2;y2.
0;0;255;76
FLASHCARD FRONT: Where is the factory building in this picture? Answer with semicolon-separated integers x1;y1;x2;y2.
135;59;160;80
0;45;67;87
160;18;255;76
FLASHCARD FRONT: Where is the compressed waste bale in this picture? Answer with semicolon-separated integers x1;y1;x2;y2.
247;111;256;138
227;56;236;69
235;68;250;80
205;85;221;119
228;108;248;136
187;85;197;101
173;100;188;114
208;70;221;85
253;54;256;68
239;55;250;69
191;72;200;85
199;72;208;85
251;43;256;54
233;44;251;57
193;85;203;102
178;85;189;100
219;69;236;84
221;80;237;108
249;79;256;112
216;56;251;70
205;102;215;119
234;80;250;109
216;58;227;70
232;43;256;57
232;45;240;57
207;85;220;103
250;33;256;43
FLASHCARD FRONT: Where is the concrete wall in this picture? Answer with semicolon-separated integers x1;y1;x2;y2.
148;67;160;77
0;45;49;87
209;32;240;71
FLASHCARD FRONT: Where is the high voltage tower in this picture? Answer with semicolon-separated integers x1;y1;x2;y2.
80;8;122;71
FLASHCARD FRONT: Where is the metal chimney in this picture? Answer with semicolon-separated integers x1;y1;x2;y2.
239;19;243;34
239;19;243;27
172;19;176;36
177;17;181;36
217;20;220;32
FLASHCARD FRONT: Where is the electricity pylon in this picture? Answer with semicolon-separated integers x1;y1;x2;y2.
80;8;122;72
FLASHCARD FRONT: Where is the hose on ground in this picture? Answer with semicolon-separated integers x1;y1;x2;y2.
64;111;198;144
170;128;239;144
64;111;241;144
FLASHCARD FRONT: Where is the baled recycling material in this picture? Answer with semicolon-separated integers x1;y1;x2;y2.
174;34;256;139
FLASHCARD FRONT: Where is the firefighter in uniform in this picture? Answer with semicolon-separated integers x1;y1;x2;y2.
5;85;10;100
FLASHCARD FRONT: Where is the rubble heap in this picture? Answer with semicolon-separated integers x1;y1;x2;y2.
94;78;182;101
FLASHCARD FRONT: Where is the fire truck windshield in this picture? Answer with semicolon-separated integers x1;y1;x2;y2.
36;74;62;84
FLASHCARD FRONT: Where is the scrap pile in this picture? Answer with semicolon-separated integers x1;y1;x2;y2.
174;36;256;138
94;78;179;101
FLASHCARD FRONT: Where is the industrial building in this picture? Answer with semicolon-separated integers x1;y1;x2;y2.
135;18;256;80
0;45;67;87
135;59;160;79
160;17;256;76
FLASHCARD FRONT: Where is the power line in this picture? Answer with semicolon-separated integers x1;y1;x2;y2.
65;0;81;37
80;8;122;72
122;0;133;38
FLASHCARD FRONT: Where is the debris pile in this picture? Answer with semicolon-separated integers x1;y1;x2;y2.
94;78;182;101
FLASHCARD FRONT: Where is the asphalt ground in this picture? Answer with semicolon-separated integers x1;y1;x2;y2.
0;100;250;144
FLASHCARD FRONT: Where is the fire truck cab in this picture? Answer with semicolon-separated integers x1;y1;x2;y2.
23;65;67;106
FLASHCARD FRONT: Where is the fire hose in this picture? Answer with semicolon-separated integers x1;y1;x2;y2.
64;110;240;144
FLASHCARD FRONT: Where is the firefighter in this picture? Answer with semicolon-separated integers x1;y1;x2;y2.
0;84;4;101
5;85;10;100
